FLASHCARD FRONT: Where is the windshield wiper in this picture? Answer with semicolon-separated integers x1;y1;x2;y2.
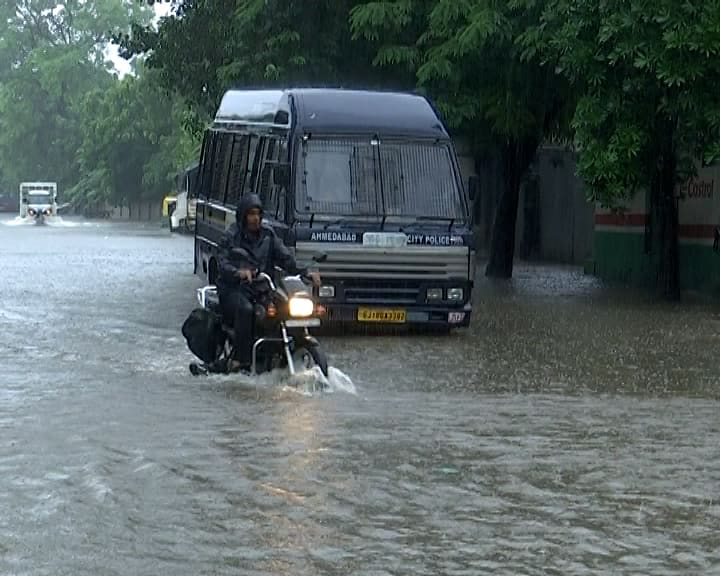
400;216;458;233
322;218;354;229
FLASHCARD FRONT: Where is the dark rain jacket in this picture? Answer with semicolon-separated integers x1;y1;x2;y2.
216;194;305;294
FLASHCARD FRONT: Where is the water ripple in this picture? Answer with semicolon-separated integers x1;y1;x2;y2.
1;220;719;575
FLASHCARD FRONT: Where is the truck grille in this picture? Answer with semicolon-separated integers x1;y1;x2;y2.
344;281;421;305
295;242;470;281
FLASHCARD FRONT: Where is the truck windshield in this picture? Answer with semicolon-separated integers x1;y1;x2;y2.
296;137;465;221
27;194;52;204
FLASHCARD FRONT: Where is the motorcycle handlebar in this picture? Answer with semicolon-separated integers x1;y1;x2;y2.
242;269;312;293
256;272;276;291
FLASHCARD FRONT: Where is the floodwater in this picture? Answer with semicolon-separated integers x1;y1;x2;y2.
1;216;719;575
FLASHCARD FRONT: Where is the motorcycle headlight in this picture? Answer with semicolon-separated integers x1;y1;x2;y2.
289;296;314;318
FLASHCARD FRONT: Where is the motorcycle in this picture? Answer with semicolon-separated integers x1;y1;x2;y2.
185;260;329;380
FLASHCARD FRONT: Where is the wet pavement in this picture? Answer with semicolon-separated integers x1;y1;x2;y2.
1;216;719;575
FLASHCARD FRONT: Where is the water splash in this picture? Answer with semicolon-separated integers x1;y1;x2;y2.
284;366;357;396
2;216;102;227
326;366;357;394
199;364;356;397
2;216;36;226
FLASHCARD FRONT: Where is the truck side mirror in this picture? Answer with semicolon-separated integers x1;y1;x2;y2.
468;175;479;202
274;110;290;125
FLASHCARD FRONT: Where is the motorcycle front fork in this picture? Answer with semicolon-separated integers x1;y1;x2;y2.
281;325;296;375
251;325;296;375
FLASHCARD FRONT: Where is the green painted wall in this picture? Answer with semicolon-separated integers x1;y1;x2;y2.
593;231;654;287
678;243;720;293
593;230;720;294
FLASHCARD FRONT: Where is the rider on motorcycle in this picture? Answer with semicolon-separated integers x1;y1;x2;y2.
217;193;321;371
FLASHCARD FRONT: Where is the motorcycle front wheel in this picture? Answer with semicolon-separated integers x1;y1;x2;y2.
291;344;329;377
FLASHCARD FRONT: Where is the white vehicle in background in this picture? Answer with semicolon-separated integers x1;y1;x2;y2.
168;163;199;233
19;182;58;224
169;189;197;232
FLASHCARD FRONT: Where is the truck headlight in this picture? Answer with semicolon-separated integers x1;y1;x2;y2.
447;288;464;301
289;296;314;317
318;285;335;298
426;288;443;301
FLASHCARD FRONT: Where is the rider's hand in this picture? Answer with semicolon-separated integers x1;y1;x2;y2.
235;268;254;282
309;272;321;287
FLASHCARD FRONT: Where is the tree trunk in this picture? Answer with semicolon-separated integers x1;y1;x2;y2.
655;119;680;301
485;138;539;278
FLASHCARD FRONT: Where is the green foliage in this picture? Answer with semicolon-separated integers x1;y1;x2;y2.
351;0;572;148
122;0;570;157
118;0;410;121
0;0;196;210
527;0;720;208
68;67;198;209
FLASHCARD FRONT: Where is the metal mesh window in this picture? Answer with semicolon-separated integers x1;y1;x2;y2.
258;138;286;219
224;134;249;207
296;137;464;220
209;133;231;202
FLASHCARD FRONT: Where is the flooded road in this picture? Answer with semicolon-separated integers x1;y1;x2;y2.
1;217;719;575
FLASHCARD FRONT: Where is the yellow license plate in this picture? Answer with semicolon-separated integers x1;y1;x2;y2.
357;308;406;323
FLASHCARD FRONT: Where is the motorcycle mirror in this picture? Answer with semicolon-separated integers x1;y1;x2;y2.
312;253;328;263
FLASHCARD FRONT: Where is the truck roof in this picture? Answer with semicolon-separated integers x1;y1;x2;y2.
214;88;450;139
20;182;57;189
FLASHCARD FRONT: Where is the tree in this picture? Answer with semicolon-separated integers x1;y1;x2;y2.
350;0;571;278
530;0;720;300
117;0;407;124
0;0;151;195
68;65;199;212
0;46;109;191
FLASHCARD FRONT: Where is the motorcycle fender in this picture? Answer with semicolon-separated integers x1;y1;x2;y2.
300;335;320;348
